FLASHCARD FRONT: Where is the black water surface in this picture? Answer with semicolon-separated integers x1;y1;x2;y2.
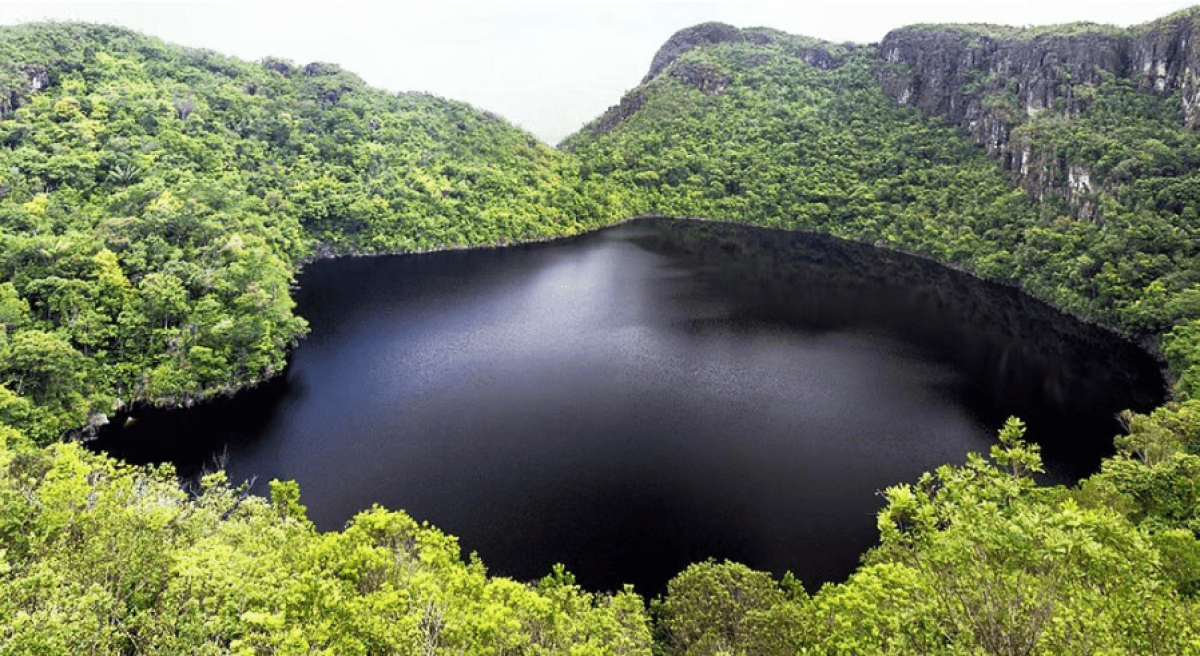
94;219;1165;595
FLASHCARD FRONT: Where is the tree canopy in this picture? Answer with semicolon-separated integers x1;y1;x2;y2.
3;16;1200;655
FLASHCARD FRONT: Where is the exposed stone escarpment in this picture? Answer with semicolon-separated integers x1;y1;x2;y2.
877;29;1125;145
0;66;54;119
643;22;745;83
1130;14;1200;128
875;14;1200;219
669;62;733;95
586;91;647;138
876;28;1126;219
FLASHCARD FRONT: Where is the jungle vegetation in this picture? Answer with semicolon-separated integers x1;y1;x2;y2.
3;14;1200;655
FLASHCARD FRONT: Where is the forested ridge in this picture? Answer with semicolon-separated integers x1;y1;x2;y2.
2;12;1200;655
0;21;614;446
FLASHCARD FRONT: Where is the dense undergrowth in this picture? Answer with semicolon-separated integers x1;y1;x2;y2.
3;14;1200;655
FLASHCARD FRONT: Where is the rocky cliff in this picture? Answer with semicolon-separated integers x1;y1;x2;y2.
0;66;54;119
1131;14;1200;127
642;22;747;83
576;9;1200;218
876;10;1200;218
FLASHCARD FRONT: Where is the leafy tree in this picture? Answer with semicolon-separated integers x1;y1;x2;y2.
652;560;798;656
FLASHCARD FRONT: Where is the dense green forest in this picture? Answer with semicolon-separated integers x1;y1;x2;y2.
0;22;615;445
3;12;1200;655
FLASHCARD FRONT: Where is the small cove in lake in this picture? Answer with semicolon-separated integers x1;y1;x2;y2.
94;218;1166;595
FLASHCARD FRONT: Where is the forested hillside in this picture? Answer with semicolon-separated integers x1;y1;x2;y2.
4;12;1200;655
566;15;1200;653
566;19;1200;391
0;22;613;445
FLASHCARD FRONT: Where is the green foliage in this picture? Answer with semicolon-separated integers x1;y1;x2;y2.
569;21;1200;387
903;21;1128;41
990;416;1044;480
652;560;799;656
6;12;1200;655
1164;320;1200;399
568;39;1078;320
0;22;618;443
865;430;1183;655
564;45;1200;647
0;440;653;654
647;422;1200;654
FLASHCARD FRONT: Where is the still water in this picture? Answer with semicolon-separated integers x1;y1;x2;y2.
95;218;1165;595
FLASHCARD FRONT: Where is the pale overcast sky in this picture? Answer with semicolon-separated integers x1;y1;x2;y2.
2;1;1196;144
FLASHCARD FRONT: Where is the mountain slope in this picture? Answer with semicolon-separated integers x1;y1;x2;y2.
876;12;1200;393
567;16;1200;592
568;16;1200;653
0;22;611;443
566;18;1200;394
566;26;1063;301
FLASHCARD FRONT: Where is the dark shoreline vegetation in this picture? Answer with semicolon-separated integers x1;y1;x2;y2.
2;10;1200;655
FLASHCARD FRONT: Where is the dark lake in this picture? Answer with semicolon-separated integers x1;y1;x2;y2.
94;218;1165;595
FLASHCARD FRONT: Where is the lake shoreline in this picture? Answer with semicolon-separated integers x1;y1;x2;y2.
85;214;1170;445
89;219;1166;592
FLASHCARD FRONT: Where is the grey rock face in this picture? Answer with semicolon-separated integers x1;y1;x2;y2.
875;20;1200;218
0;67;52;119
1130;16;1200;128
877;29;1125;151
643;22;745;83
669;62;733;96
586;91;647;138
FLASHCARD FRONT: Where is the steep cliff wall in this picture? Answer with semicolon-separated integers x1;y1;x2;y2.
876;13;1200;219
1130;13;1200;127
878;28;1124;146
876;27;1128;218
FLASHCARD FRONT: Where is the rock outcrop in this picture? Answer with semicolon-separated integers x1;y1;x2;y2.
581;9;1200;205
800;46;840;70
0;66;53;119
588;90;647;137
876;27;1128;218
643;22;745;83
1130;14;1200;128
875;12;1200;218
669;62;733;96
